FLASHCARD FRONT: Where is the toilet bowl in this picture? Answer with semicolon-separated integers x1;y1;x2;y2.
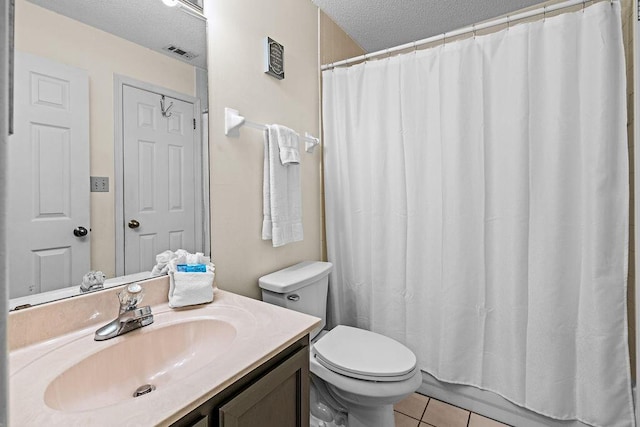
310;326;422;427
259;261;422;427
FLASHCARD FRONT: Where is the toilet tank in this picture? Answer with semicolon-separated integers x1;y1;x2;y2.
259;261;333;340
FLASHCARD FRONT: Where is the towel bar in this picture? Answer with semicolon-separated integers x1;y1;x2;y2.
224;107;320;153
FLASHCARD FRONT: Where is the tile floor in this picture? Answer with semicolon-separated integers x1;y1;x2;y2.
393;393;511;427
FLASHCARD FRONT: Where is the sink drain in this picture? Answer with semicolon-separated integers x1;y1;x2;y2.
133;384;156;397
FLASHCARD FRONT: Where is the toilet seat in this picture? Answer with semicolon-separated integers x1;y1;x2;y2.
312;326;417;382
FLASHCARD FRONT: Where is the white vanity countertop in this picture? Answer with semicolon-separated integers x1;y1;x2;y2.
9;288;320;426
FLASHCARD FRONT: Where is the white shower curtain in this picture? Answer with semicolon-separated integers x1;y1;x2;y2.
322;3;633;426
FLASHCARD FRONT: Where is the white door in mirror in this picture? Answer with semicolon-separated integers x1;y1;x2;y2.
122;86;197;274
8;52;90;298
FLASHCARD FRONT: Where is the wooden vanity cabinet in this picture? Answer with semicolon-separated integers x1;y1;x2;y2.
217;342;309;427
170;336;310;427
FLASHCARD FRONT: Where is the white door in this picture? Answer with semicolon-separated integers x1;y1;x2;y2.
122;85;196;274
8;52;90;298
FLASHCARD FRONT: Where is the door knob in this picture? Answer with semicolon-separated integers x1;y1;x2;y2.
128;219;140;229
73;226;88;237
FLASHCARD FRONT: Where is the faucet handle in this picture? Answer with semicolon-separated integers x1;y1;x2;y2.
118;283;144;311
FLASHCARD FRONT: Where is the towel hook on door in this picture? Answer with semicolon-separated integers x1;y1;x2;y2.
160;95;174;118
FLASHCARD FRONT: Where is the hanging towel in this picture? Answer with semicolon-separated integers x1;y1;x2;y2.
262;125;304;247
271;124;301;165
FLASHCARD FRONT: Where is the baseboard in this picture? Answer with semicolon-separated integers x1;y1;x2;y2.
418;371;593;427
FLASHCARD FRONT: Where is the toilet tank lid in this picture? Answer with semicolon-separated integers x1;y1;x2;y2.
259;261;333;293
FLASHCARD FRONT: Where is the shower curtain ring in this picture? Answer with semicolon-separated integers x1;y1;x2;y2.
472;25;477;39
443;32;447;46
507;16;511;30
543;6;547;21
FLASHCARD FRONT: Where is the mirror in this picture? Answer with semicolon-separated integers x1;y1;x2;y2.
9;0;209;310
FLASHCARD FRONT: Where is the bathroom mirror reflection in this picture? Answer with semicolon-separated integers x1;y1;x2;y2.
8;0;210;310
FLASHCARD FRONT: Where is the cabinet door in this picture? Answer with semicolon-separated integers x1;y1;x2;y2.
190;416;208;427
218;347;309;427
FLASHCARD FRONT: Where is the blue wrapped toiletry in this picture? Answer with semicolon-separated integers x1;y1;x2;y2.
176;264;207;273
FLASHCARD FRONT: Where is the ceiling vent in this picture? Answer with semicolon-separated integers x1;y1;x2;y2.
163;45;199;61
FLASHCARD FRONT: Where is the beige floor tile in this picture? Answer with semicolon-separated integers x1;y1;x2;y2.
395;411;421;427
394;392;430;420
468;413;510;427
421;399;470;427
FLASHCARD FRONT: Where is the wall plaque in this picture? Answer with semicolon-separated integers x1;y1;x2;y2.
264;37;284;80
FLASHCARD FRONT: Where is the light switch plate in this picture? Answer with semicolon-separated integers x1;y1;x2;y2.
90;176;109;192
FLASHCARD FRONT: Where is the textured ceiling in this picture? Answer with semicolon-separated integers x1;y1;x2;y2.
27;0;207;69
313;0;545;53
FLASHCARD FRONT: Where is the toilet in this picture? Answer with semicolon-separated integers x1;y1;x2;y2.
259;261;422;427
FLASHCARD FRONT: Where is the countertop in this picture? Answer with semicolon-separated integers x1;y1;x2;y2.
9;287;320;426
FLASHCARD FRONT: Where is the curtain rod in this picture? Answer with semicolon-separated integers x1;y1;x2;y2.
321;0;614;71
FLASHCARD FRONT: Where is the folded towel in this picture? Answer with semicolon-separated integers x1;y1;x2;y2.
152;249;213;277
270;124;300;165
169;249;211;271
151;250;176;276
149;249;215;307
175;249;205;265
262;125;304;247
168;271;215;308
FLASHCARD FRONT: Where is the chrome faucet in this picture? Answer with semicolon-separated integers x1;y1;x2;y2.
94;283;154;341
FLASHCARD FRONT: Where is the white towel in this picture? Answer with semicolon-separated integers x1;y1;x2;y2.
150;250;176;276
168;271;215;308
152;249;216;307
168;249;211;271
151;249;211;277
262;125;304;247
271;124;300;165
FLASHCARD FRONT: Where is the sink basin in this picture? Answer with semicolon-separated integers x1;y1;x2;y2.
9;290;319;426
44;318;236;412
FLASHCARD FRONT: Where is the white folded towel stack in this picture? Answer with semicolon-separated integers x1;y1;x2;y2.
149;249;216;308
262;125;304;247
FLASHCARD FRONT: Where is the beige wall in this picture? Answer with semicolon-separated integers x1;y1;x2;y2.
14;0;196;278
205;0;322;299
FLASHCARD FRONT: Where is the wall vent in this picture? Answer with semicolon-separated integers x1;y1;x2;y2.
163;45;199;61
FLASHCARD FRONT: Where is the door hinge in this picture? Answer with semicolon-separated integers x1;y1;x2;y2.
193;118;196;130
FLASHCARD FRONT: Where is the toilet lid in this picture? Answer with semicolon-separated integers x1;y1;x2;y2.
313;325;417;381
